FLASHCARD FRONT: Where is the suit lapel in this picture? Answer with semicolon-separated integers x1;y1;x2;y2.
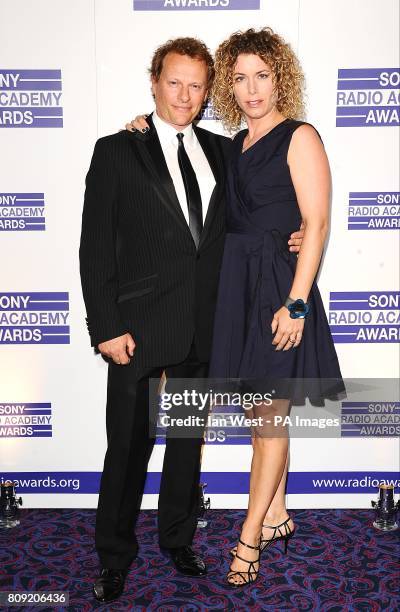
128;115;191;237
127;116;226;248
194;125;226;250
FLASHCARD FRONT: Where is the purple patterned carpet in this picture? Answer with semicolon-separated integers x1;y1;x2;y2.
1;509;399;611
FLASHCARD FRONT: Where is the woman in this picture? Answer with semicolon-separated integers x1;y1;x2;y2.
208;27;344;587
126;27;344;587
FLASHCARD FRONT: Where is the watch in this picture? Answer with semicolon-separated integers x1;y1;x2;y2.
284;297;310;319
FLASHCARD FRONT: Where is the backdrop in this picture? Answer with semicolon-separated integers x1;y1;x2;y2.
0;0;399;509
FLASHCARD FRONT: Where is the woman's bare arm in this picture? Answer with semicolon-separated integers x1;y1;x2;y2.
271;124;330;351
287;124;330;301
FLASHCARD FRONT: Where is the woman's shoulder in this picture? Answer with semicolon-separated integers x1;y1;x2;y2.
286;119;322;142
287;120;326;165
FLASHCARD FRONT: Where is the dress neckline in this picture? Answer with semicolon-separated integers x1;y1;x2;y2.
240;118;290;155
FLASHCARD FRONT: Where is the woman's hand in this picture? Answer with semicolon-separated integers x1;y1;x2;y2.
125;114;150;132
271;306;304;350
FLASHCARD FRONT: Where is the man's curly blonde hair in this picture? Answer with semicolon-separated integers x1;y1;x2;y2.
212;27;305;132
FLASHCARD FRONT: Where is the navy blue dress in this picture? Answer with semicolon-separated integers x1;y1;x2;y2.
209;119;344;402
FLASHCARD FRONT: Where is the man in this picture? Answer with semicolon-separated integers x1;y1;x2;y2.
80;37;303;603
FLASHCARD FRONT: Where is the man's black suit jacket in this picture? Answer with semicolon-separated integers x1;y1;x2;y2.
79;117;232;369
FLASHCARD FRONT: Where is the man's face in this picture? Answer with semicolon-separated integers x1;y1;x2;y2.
152;52;209;129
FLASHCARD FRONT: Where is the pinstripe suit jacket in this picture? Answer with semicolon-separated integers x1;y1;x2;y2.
79;117;231;368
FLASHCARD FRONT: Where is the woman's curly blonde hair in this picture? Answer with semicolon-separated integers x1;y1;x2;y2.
211;27;305;132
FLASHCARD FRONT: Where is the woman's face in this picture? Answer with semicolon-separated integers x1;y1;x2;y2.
232;53;276;121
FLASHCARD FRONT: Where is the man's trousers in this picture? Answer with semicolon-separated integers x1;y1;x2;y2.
95;342;208;569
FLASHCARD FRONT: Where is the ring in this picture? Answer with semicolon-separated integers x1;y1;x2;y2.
289;338;296;344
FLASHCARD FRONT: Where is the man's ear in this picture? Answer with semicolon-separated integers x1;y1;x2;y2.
150;75;157;97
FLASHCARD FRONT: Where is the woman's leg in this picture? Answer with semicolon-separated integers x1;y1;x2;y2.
227;399;290;585
262;448;295;536
250;407;295;532
229;447;295;556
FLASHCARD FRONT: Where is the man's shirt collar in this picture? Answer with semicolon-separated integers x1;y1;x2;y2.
153;110;196;149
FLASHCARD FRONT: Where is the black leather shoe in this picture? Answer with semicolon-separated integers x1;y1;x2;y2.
165;545;207;576
93;568;128;603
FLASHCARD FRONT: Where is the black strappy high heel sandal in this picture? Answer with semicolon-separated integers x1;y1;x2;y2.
226;537;261;588
230;515;295;557
260;516;295;553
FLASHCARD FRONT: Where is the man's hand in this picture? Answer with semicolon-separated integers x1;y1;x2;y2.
98;333;136;365
288;221;305;253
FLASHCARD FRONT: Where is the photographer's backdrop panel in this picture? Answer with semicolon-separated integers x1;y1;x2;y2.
0;0;398;508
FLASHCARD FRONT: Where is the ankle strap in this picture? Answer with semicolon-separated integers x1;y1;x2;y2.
262;516;291;529
238;537;260;550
